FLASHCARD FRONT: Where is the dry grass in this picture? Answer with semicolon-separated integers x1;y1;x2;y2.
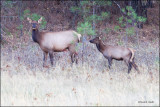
1;59;159;106
1;31;159;106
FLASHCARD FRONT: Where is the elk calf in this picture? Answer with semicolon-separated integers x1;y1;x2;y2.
90;37;139;74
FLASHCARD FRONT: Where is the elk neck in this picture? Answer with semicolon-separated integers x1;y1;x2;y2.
32;28;41;44
96;40;106;52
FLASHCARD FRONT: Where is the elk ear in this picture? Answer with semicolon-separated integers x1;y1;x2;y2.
38;17;43;24
27;17;32;23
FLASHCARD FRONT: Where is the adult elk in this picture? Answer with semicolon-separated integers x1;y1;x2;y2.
90;37;139;74
27;17;81;67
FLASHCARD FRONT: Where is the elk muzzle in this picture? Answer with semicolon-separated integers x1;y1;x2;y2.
89;40;94;43
32;23;37;30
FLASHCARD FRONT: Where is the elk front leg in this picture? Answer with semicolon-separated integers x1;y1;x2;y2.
49;52;53;66
105;56;112;69
108;57;112;69
43;52;48;67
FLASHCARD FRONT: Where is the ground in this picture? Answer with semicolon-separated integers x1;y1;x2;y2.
1;24;159;106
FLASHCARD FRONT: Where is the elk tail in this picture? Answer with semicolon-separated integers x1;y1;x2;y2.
128;48;135;62
73;31;81;42
77;34;81;42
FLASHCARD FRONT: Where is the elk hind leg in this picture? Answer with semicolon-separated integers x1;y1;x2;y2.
74;53;78;64
124;60;132;74
69;45;76;64
132;58;140;73
128;62;132;74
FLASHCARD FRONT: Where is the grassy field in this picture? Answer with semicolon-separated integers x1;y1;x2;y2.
1;37;159;106
1;1;159;106
1;63;159;106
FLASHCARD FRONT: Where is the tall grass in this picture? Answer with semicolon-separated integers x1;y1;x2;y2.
1;61;159;106
1;36;159;106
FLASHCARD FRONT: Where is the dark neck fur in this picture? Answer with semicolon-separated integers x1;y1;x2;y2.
32;29;40;43
96;40;105;52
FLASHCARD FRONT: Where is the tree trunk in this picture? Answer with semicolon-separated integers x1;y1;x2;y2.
92;1;95;31
137;0;143;29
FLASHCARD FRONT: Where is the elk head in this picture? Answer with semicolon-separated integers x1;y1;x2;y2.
89;36;102;44
27;17;43;30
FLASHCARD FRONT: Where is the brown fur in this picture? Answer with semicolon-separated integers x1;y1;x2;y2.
27;17;81;67
90;37;139;73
